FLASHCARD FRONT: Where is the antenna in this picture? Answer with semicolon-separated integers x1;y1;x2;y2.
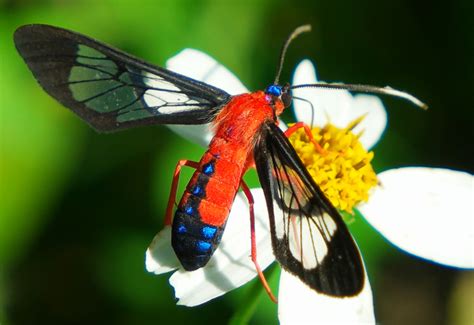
291;83;428;110
274;24;312;85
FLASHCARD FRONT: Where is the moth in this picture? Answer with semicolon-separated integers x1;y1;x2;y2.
14;24;425;300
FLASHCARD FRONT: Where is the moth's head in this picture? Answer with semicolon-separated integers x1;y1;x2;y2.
264;83;292;118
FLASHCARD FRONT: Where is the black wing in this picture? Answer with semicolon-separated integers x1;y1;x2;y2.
14;24;231;132
254;122;364;296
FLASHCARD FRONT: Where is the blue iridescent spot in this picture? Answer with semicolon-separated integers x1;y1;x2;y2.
203;162;214;175
265;84;282;97
177;224;187;234
201;226;217;239
185;205;194;215
192;185;203;196
196;241;212;252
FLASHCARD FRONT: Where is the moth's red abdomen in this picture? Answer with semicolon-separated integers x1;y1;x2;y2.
171;91;275;270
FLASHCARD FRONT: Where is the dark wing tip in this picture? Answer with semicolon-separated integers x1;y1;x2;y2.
14;24;73;61
14;24;56;45
15;23;67;34
14;24;36;52
14;23;38;38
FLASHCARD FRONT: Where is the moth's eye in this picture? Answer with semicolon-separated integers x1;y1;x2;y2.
281;92;292;108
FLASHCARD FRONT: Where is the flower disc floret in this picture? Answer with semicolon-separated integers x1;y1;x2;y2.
288;118;378;212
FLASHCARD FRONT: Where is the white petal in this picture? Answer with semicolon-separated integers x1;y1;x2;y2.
278;118;288;132
350;95;387;150
292;60;321;126
166;48;248;95
166;124;214;148
359;167;474;268
165;49;248;147
169;189;275;306
145;225;180;274
292;61;387;150
278;269;375;325
292;60;353;128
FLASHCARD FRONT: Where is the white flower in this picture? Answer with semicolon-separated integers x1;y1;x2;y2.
292;60;474;270
146;49;473;324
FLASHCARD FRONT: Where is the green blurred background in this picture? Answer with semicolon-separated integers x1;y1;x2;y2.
1;0;473;324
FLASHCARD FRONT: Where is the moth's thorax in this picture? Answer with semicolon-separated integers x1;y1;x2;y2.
212;91;283;150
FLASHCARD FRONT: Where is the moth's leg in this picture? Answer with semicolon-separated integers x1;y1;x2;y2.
284;122;325;154
240;181;277;303
164;160;200;226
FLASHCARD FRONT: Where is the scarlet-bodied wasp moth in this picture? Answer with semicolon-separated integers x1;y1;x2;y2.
14;24;425;301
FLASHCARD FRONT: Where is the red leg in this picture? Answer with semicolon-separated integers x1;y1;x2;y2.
240;181;278;303
284;122;326;155
164;159;199;226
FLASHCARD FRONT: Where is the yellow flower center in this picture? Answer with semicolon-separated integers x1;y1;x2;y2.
288;117;378;213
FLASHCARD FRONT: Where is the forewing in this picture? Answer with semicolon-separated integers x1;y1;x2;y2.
14;24;231;132
254;122;364;296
